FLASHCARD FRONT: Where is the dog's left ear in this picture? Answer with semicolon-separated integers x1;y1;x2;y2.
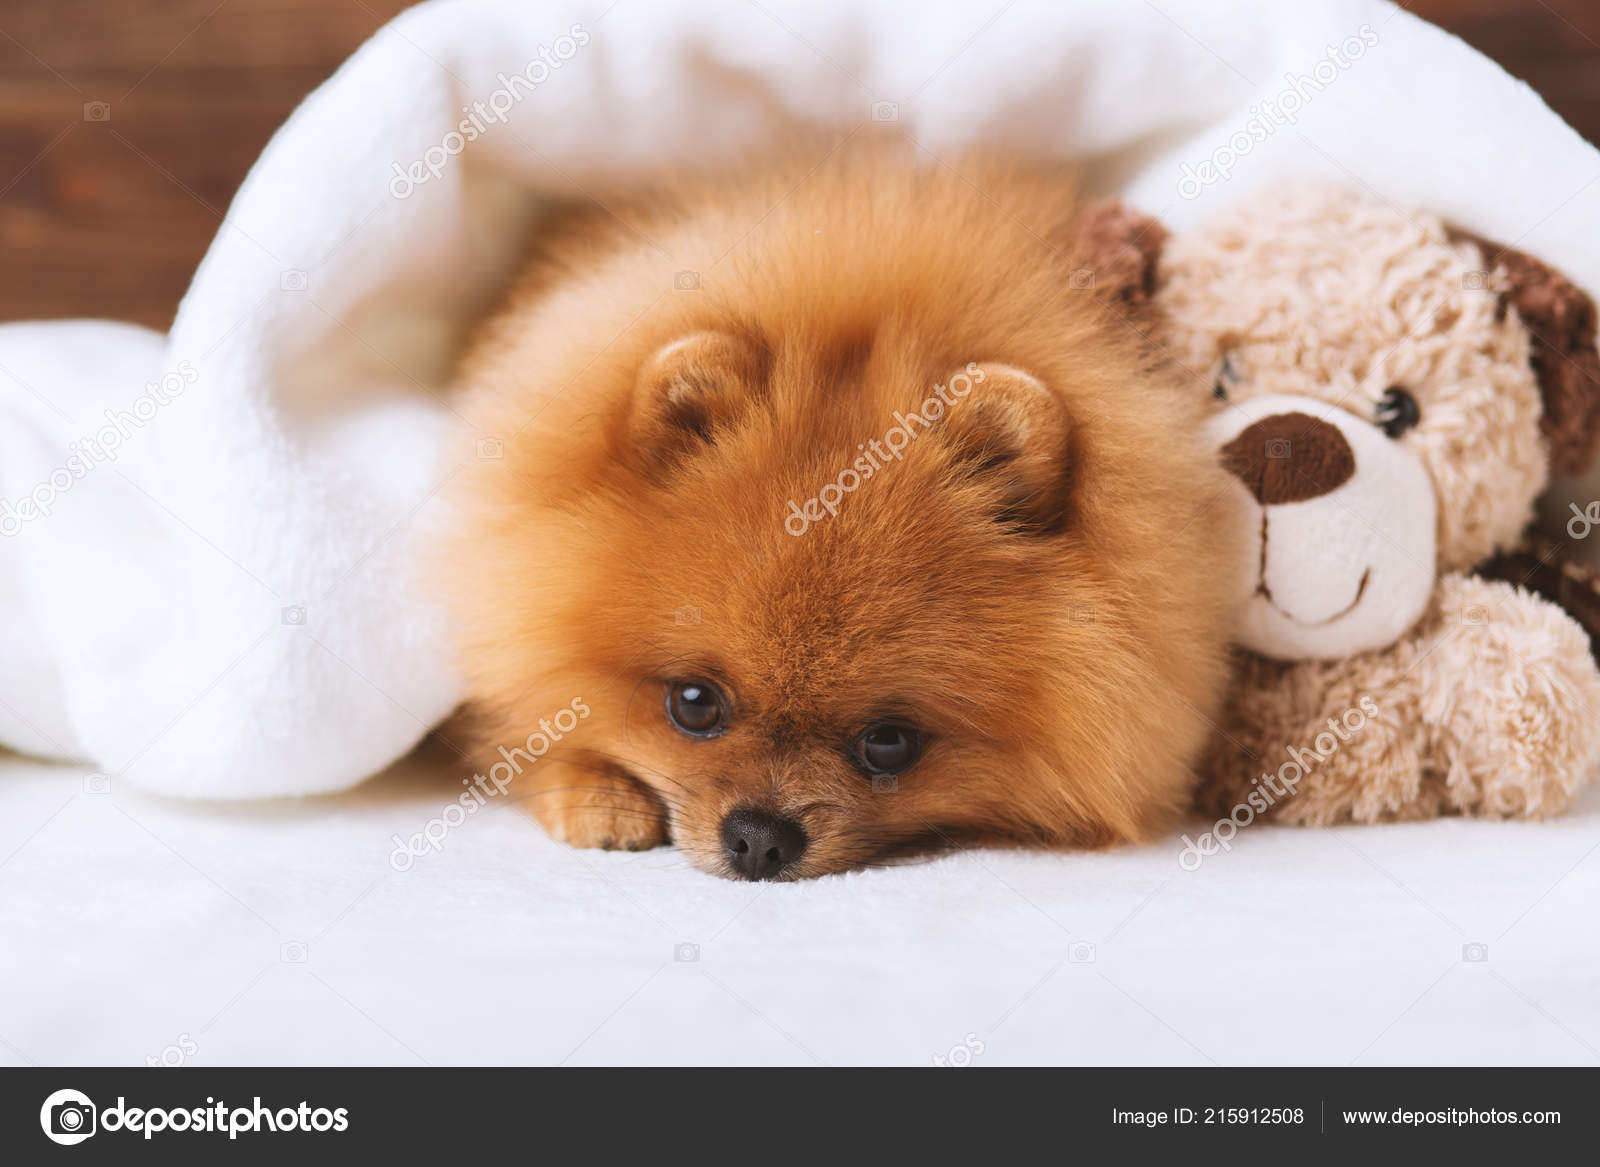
1070;198;1169;312
1469;236;1600;477
936;364;1072;535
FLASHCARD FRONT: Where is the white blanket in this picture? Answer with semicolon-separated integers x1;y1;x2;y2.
3;0;1599;800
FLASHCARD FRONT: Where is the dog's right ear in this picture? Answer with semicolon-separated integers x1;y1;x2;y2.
1070;198;1169;312
627;330;770;476
936;364;1073;535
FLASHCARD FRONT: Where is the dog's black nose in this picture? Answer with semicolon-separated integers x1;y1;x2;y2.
721;807;806;880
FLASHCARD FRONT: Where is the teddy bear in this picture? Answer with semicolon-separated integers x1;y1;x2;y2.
1142;184;1600;825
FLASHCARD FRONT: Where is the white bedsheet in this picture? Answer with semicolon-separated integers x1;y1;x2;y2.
3;749;1595;1066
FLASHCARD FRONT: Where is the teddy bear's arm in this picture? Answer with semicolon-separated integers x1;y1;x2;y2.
1410;572;1600;818
1481;531;1600;663
1200;573;1600;825
1199;648;1430;826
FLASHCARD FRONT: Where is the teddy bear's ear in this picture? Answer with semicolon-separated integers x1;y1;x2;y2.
1070;198;1168;312
1462;234;1600;477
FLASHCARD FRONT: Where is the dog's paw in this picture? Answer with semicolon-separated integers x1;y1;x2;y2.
534;776;670;851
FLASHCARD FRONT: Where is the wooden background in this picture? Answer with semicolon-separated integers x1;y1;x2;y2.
1;0;1597;329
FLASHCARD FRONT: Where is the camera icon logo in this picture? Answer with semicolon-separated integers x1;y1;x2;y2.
674;942;700;963
1068;268;1096;291
476;437;503;460
870;775;898;794
871;101;899;122
83;101;111;122
1069;942;1096;964
83;773;111;795
40;1088;97;1145
673;270;701;292
1264;438;1292;460
1460;605;1489;627
1461;270;1489;291
280;940;309;963
1462;942;1489;963
673;605;701;627
280;269;308;292
280;605;307;626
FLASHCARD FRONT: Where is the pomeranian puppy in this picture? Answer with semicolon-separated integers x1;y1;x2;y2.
439;139;1240;880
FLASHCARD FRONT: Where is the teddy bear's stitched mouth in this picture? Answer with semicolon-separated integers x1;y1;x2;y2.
1257;565;1372;627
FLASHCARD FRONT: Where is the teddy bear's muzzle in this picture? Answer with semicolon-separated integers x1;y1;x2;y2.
1208;393;1438;662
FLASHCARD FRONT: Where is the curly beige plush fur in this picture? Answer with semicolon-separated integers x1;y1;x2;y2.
1155;185;1600;824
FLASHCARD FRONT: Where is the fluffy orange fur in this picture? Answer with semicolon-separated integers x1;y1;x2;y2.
437;140;1241;879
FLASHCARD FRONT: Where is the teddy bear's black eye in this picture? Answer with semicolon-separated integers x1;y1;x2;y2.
666;680;727;737
1376;386;1420;438
1213;354;1239;402
853;723;922;776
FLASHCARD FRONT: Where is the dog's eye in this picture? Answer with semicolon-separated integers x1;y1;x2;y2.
853;723;922;776
1375;386;1420;438
666;680;727;737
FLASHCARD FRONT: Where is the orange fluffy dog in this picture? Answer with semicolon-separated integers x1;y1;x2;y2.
439;141;1240;880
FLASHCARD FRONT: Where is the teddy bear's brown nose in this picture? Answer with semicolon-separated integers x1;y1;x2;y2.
1220;412;1356;505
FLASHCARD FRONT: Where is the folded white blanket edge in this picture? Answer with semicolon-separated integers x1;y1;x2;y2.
2;0;1597;799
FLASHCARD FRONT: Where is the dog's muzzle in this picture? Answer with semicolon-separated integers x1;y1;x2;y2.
1208;393;1436;661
